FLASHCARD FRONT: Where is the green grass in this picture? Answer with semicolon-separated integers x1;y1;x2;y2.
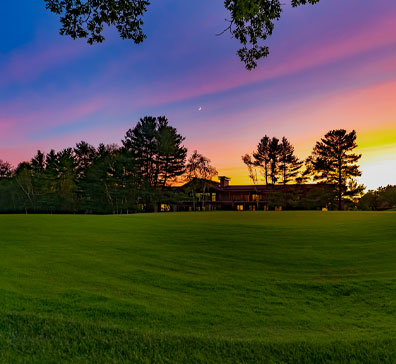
1;211;396;363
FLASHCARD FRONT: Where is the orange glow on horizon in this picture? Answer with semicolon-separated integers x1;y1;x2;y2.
211;81;396;190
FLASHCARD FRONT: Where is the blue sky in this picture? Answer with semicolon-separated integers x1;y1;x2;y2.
1;0;396;188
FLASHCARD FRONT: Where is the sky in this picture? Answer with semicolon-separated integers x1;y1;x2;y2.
0;0;395;190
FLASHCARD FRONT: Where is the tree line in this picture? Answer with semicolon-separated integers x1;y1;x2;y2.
0;116;215;214
242;129;365;210
1;118;393;213
359;185;396;211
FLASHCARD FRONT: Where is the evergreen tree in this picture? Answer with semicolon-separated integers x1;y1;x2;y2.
44;150;59;211
250;135;300;185
306;129;363;210
253;135;270;185
278;137;303;185
123;116;158;187
81;144;117;213
31;150;46;172
54;148;77;212
156;116;187;187
122;116;187;191
74;141;97;179
268;137;281;184
30;151;50;211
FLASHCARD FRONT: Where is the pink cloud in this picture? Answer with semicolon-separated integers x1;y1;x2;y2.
132;12;396;108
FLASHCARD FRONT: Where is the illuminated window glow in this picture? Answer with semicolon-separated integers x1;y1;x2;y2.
161;204;171;212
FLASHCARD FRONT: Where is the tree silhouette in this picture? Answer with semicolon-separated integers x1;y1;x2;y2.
0;160;12;178
0;116;189;213
306;129;363;210
44;0;321;69
122;116;187;188
223;0;321;69
242;153;260;209
0;125;374;213
253;135;270;185
45;0;149;45
278;137;303;185
31;150;46;172
242;154;258;185
74;141;97;179
268;137;281;184
14;162;36;212
359;185;396;211
123;116;157;187
186;151;218;210
248;135;301;185
156;117;188;187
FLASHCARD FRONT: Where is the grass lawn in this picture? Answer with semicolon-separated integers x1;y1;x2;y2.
1;211;396;363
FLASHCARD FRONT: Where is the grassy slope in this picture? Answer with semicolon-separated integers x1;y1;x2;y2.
0;211;396;363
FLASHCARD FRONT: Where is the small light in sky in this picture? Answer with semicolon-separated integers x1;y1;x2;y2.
198;106;202;111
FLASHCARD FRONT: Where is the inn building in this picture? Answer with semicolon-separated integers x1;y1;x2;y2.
174;176;335;211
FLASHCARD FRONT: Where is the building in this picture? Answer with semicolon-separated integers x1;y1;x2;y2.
176;176;336;211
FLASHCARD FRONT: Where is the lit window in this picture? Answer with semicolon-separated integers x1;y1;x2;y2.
212;193;216;202
196;193;210;201
161;204;171;212
237;205;244;211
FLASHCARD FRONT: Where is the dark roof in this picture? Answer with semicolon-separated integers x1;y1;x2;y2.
220;184;332;192
180;180;334;192
181;178;220;188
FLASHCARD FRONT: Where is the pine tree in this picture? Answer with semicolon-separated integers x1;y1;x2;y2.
306;129;362;210
268;137;281;184
156;116;187;187
122;116;187;188
253;135;270;185
278;137;303;185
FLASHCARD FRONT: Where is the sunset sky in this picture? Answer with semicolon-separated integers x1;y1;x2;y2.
1;0;395;189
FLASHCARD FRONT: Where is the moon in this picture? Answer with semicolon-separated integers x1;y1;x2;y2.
198;106;202;111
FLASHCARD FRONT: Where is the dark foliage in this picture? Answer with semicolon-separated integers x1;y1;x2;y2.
0;116;187;214
0;160;12;178
44;0;322;69
246;135;302;185
359;185;396;211
186;151;218;210
122;116;187;189
279;137;303;185
223;0;321;69
253;135;270;184
305;129;364;210
45;0;150;44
